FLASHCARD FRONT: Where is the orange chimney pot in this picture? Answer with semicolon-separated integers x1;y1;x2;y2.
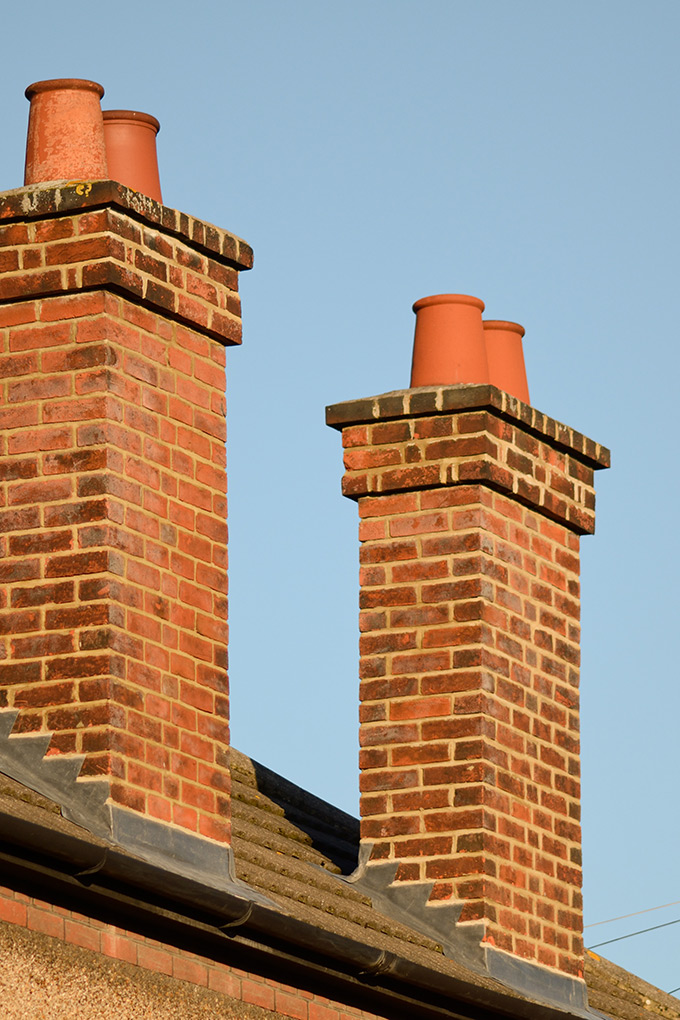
483;318;530;403
24;78;108;185
410;293;488;388
103;109;163;203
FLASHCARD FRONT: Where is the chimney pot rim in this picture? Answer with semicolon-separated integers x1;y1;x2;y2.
412;293;485;314
483;319;526;338
103;109;161;134
25;78;105;101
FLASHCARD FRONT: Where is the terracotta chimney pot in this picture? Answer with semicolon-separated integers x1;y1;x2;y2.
103;109;163;203
483;319;530;403
24;78;108;185
410;293;488;388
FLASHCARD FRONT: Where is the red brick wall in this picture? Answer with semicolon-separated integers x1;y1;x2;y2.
0;184;250;844
0;885;386;1020
328;388;609;977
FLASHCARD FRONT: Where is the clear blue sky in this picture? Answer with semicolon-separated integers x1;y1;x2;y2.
1;0;678;998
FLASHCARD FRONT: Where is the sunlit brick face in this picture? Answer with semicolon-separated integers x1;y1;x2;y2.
0;184;252;845
328;388;609;978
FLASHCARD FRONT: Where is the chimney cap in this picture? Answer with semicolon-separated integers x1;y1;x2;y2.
25;78;105;101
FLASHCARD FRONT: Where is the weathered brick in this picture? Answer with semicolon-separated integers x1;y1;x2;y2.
331;393;606;976
0;186;249;848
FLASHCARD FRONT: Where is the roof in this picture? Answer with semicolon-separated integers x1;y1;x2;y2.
0;749;678;1020
229;750;680;1020
584;952;680;1020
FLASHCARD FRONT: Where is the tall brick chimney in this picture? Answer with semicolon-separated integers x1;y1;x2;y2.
0;80;252;874
327;295;609;990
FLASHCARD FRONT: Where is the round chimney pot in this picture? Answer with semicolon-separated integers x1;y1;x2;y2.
410;293;488;388
483;319;530;403
24;78;108;185
103;109;163;203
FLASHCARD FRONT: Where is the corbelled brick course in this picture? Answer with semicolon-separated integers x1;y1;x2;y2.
0;183;252;844
328;385;609;978
0;180;251;344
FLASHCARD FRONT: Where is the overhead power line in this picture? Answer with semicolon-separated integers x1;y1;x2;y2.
586;917;680;950
585;898;680;929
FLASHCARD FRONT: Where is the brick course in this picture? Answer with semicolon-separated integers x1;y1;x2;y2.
0;181;251;346
0;183;251;844
0;885;385;1020
328;386;609;978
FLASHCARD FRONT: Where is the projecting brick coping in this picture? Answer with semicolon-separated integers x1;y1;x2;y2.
326;385;610;472
328;388;607;537
0;180;253;270
0;180;252;346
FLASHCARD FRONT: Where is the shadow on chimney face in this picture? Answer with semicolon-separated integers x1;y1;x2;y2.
230;750;360;876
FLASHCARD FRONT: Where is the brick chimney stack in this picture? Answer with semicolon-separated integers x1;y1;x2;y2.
327;296;609;983
0;80;252;867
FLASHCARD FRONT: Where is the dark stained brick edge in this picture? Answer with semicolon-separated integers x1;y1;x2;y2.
0;181;253;272
326;385;611;470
